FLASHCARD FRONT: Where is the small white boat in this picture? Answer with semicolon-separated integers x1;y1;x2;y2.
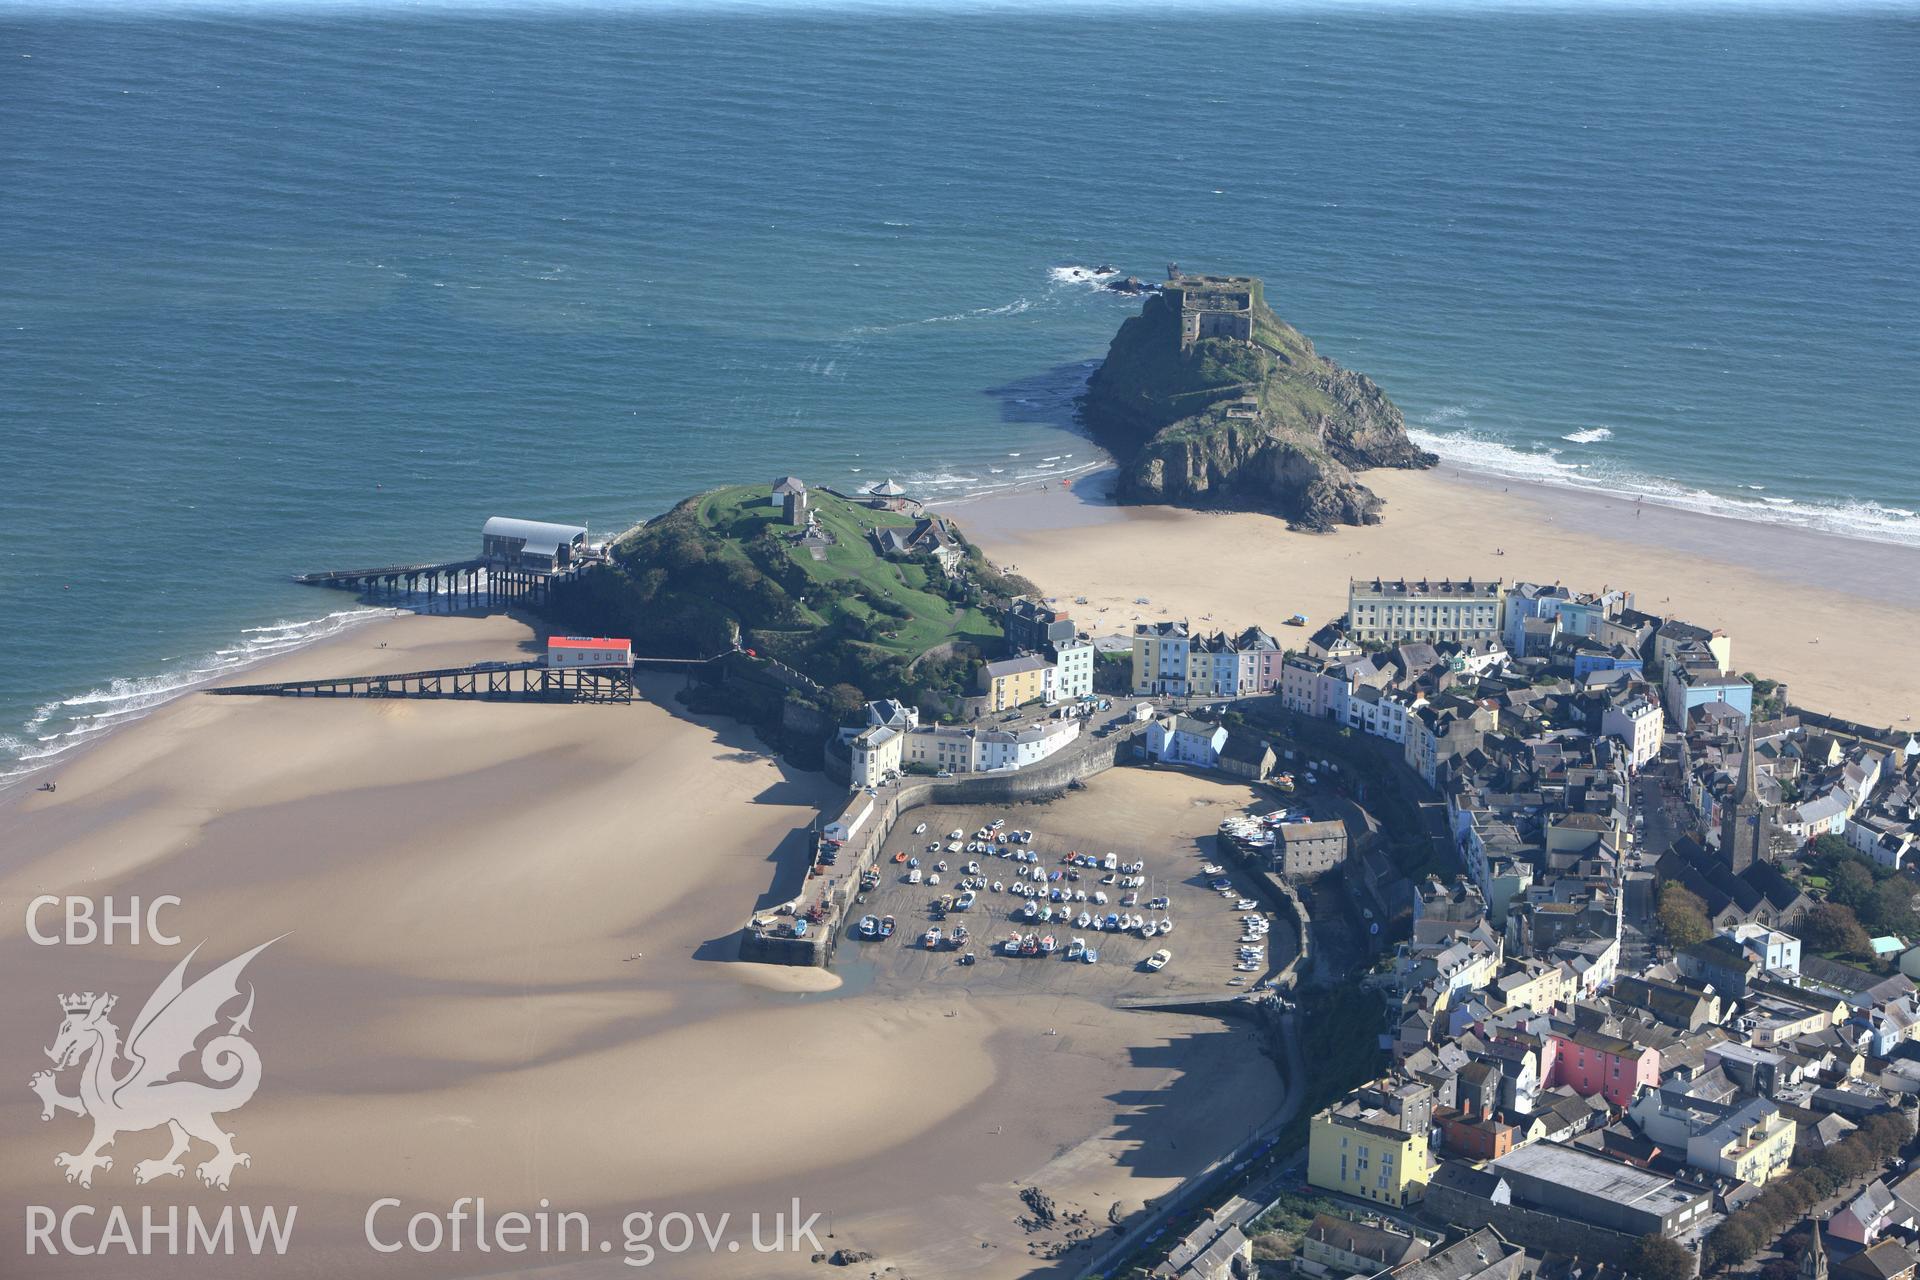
907;868;922;884
1146;949;1171;971
992;880;1003;893
935;859;948;872
1103;853;1118;871
1159;917;1173;934
955;891;976;911
1066;937;1085;959
1202;863;1223;876
967;861;980;875
1075;911;1091;928
915;822;928;835
1141;922;1159;939
1236;898;1259;910
1082;948;1099;965
928;872;940;886
947;841;963;854
1021;901;1039;921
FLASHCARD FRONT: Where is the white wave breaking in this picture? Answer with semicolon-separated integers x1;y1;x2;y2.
1;606;403;791
1412;427;1920;549
1561;427;1614;444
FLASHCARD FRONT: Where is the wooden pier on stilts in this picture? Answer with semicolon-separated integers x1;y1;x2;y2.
210;660;641;703
292;559;564;608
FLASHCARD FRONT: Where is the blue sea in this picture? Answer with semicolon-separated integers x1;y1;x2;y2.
4;2;1918;784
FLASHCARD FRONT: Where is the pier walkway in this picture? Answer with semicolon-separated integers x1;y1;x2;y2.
293;557;597;608
209;661;639;703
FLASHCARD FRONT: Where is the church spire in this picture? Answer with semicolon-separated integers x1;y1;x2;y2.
1741;716;1760;801
1801;1214;1827;1280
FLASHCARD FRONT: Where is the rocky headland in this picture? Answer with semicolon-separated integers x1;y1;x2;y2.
1079;269;1435;529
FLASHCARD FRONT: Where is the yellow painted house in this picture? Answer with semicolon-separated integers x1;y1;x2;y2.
1699;1102;1797;1186
978;654;1050;712
1308;1086;1435;1208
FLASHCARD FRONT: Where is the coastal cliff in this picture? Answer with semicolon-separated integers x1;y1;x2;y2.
1080;273;1435;529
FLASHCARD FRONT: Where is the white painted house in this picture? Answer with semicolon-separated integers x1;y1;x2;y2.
1145;715;1229;769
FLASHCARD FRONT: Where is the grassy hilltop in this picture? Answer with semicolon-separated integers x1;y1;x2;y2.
556;484;1029;711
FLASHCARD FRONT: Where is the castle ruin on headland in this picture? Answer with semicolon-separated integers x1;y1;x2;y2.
1164;264;1262;351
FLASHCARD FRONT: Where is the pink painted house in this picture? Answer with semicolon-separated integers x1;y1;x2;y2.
1545;1028;1659;1109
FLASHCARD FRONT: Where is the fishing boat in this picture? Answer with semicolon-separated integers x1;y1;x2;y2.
1103;852;1118;871
907;868;922;885
879;915;895;938
1146;949;1171;971
1019;934;1039;957
1005;932;1022;954
955;891;976;911
1066;938;1084;959
949;829;964;840
1039;935;1056;955
857;915;879;938
1021;901;1039;921
1093;891;1108;905
923;927;942;949
860;869;881;891
1075;911;1091;929
1104;912;1120;930
951;924;969;945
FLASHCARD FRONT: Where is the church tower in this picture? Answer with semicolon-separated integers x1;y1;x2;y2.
1722;717;1770;875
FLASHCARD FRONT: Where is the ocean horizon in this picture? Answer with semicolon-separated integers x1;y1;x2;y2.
4;2;1917;784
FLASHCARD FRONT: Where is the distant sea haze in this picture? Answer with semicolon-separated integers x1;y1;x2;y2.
2;5;1916;784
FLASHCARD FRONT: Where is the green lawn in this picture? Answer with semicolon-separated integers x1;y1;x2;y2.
693;485;1000;663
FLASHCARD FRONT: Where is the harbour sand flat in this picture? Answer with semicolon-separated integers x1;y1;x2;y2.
951;467;1920;726
0;612;1278;1278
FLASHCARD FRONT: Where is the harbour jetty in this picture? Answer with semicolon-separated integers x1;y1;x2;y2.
294;516;608;608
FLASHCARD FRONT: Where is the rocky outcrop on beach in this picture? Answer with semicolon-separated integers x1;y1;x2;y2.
1079;274;1435;529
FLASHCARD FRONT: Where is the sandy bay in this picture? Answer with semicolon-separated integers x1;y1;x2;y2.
949;466;1920;728
0;611;1280;1279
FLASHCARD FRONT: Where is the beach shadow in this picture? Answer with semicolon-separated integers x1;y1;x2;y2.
1100;1026;1277;1179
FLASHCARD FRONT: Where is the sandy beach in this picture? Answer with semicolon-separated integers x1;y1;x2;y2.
0;610;1280;1279
950;467;1920;727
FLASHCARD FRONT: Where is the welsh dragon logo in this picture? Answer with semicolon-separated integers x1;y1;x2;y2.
29;938;280;1191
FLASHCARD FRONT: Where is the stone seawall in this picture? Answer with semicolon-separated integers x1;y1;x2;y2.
740;723;1147;966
